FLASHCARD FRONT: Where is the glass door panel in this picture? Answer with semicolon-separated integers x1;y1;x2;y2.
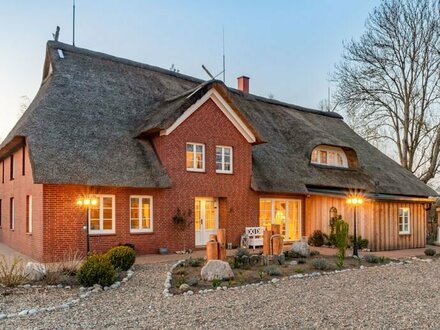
287;200;300;241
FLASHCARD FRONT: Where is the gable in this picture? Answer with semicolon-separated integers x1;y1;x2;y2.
159;88;257;144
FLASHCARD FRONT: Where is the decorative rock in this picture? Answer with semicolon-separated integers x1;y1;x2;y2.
24;262;47;281
290;260;298;266
0;314;6;320
111;281;121;289
64;286;71;290
18;310;29;316
179;283;190;292
60;303;70;309
57;284;63;288
28;309;38;315
200;260;234;281
290;242;310;257
187;290;194;295
271;278;280;283
23;284;31;289
93;284;102;289
92;287;102;293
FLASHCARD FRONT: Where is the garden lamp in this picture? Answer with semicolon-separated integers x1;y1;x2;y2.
346;194;364;257
76;195;98;254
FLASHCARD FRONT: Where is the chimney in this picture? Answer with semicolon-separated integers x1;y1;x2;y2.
237;76;250;93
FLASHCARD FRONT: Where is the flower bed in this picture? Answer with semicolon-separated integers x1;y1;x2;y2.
168;250;393;296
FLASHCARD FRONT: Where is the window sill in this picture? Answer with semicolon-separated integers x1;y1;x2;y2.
26;232;32;236
186;169;206;173
399;232;411;236
311;164;354;171
216;171;233;175
130;231;154;235
89;233;116;237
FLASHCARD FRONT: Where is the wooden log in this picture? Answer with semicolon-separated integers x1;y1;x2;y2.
272;224;281;235
217;229;227;261
206;240;219;261
272;235;281;255
208;234;217;242
263;230;272;255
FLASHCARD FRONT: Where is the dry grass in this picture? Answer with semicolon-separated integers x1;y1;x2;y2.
0;255;29;287
43;249;85;285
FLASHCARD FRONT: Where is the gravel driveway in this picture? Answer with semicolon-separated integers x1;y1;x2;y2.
2;260;440;329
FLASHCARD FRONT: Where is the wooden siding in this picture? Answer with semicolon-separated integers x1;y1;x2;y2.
305;195;426;251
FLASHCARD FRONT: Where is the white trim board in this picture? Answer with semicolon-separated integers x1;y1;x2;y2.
160;88;256;143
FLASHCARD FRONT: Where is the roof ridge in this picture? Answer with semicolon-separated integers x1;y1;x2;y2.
49;41;343;120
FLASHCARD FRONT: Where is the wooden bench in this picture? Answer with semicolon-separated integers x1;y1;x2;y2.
241;227;265;250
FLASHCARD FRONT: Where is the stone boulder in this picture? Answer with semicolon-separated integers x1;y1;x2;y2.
25;262;47;281
200;260;234;281
291;241;310;258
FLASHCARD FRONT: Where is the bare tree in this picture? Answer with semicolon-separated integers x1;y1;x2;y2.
334;0;440;183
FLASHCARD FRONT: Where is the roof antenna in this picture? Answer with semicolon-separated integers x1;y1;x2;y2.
72;0;76;46
201;26;226;82
222;25;226;83
52;26;60;41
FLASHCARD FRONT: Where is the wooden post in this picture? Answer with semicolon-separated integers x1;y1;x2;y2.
271;224;280;235
217;229;227;261
263;230;272;255
208;234;217;242
206;239;219;261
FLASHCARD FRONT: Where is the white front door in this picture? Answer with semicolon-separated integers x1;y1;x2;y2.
195;197;218;246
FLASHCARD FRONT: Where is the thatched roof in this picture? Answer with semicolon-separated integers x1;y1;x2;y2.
0;41;436;197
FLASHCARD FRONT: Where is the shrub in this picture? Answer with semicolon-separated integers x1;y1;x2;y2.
265;265;282;276
349;236;369;249
335;218;349;268
0;255;28;287
364;255;380;264
424;248;436;256
175;274;187;288
294;267;304;273
106;246;136;271
187;257;204;267
308;230;325;247
311;258;329;271
212;277;222;288
235;248;250;258
77;254;116;287
310;250;321;256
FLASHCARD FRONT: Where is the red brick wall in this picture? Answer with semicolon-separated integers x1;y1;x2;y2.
152;98;260;247
38;97;260;261
0;144;44;260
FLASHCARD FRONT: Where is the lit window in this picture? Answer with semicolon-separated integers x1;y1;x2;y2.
398;207;410;234
216;146;233;174
130;196;153;233
26;195;32;233
89;195;115;234
311;146;348;168
186;143;205;172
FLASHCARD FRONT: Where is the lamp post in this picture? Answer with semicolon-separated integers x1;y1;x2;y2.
76;196;98;255
346;195;364;257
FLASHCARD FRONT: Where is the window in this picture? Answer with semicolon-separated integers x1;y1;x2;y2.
186;143;205;172
10;197;14;230
259;198;301;241
130;196;153;233
1;161;4;183
26;195;32;233
216;146;233;173
0;199;2;227
22;146;26;176
89;195;115;234
10;155;14;180
311;146;348;168
399;207;410;234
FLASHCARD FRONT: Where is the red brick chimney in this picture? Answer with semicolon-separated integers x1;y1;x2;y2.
237;76;250;93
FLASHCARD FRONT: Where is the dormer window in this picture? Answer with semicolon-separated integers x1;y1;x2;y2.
311;146;348;168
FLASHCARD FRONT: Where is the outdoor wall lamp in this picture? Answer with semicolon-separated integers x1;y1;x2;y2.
76;195;98;254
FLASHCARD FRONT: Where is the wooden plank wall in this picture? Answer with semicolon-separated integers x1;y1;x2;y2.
305;195;426;251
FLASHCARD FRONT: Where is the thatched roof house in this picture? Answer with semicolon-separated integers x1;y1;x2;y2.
0;41;436;260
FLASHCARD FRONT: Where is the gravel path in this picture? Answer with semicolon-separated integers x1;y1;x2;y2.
2;260;440;329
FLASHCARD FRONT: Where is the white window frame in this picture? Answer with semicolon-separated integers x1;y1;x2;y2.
216;145;233;174
186;142;205;172
27;195;32;233
88;195;115;234
130;195;153;233
258;198;302;242
10;197;14;230
311;146;348;168
398;207;410;235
